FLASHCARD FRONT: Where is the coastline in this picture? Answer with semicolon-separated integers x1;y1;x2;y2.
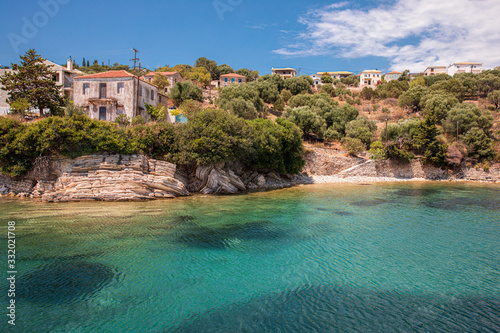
0;150;498;202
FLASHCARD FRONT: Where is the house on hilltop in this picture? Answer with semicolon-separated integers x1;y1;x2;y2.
272;67;297;79
44;57;84;100
423;66;447;76
141;71;182;93
220;73;247;87
359;70;382;88
318;71;353;80
384;71;401;82
73;70;170;122
447;62;483;76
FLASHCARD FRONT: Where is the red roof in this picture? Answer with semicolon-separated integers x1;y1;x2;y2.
220;73;247;79
74;70;135;79
145;71;179;77
386;71;401;74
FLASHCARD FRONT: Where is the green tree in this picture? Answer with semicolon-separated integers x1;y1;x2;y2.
280;89;292;103
9;98;31;117
145;103;167;121
0;49;65;116
409;76;426;88
169;81;203;104
189;67;211;86
236;68;255;82
321;74;333;84
345;117;377;146
412;113;447;166
283;106;326;138
443;103;493;137
398;85;428;112
273;96;285;112
217;64;235;76
368;141;385;160
487;90;500;109
420;90;459;123
341;137;365;156
340;75;358;87
461;127;496;160
152;74;171;92
283;76;313;95
220;97;259;120
194;57;219;80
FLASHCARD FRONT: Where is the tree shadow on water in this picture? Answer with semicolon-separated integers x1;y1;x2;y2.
13;261;116;304
166;285;500;333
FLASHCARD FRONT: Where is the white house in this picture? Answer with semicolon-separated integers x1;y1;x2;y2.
423;66;447;76
271;67;297;79
447;62;483;76
360;70;382;88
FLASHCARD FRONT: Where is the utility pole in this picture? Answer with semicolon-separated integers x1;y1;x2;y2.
131;49;140;117
135;62;141;117
298;67;301;76
385;115;389;144
130;48;140;75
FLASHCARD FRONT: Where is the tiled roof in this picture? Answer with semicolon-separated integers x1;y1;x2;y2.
74;70;135;79
318;71;353;75
386;71;401;74
145;71;179;76
272;68;297;71
452;62;482;65
220;73;247;78
361;69;382;73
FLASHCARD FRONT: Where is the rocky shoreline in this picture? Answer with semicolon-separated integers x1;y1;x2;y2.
0;148;498;202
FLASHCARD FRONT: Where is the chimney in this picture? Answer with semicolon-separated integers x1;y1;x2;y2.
67;56;73;71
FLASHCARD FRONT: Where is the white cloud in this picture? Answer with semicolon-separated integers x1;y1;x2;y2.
273;0;500;71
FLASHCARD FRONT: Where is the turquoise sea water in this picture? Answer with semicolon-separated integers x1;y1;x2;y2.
1;182;499;332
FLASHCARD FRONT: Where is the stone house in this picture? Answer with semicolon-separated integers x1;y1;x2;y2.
423;66;447;76
141;71;182;93
384;71;401;82
44;57;84;100
271;67;297;79
73;70;169;122
359;70;382;88
0;68;13;115
447;62;483;76
220;73;247;87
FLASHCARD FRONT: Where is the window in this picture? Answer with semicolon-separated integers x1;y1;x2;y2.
83;83;90;95
225;78;228;82
238;79;241;83
151;89;154;100
232;78;235;83
117;82;124;94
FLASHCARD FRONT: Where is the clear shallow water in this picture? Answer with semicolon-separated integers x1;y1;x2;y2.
1;182;499;332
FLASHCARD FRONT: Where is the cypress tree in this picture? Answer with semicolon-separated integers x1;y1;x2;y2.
413;113;447;166
82;57;86;67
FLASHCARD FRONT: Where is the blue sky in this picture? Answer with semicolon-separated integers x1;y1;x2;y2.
1;0;499;75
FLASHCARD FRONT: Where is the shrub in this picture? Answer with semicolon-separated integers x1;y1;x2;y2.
341;137;365;156
368;141;385;160
345;117;377;146
115;114;130;127
384;143;414;163
461;127;496;160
